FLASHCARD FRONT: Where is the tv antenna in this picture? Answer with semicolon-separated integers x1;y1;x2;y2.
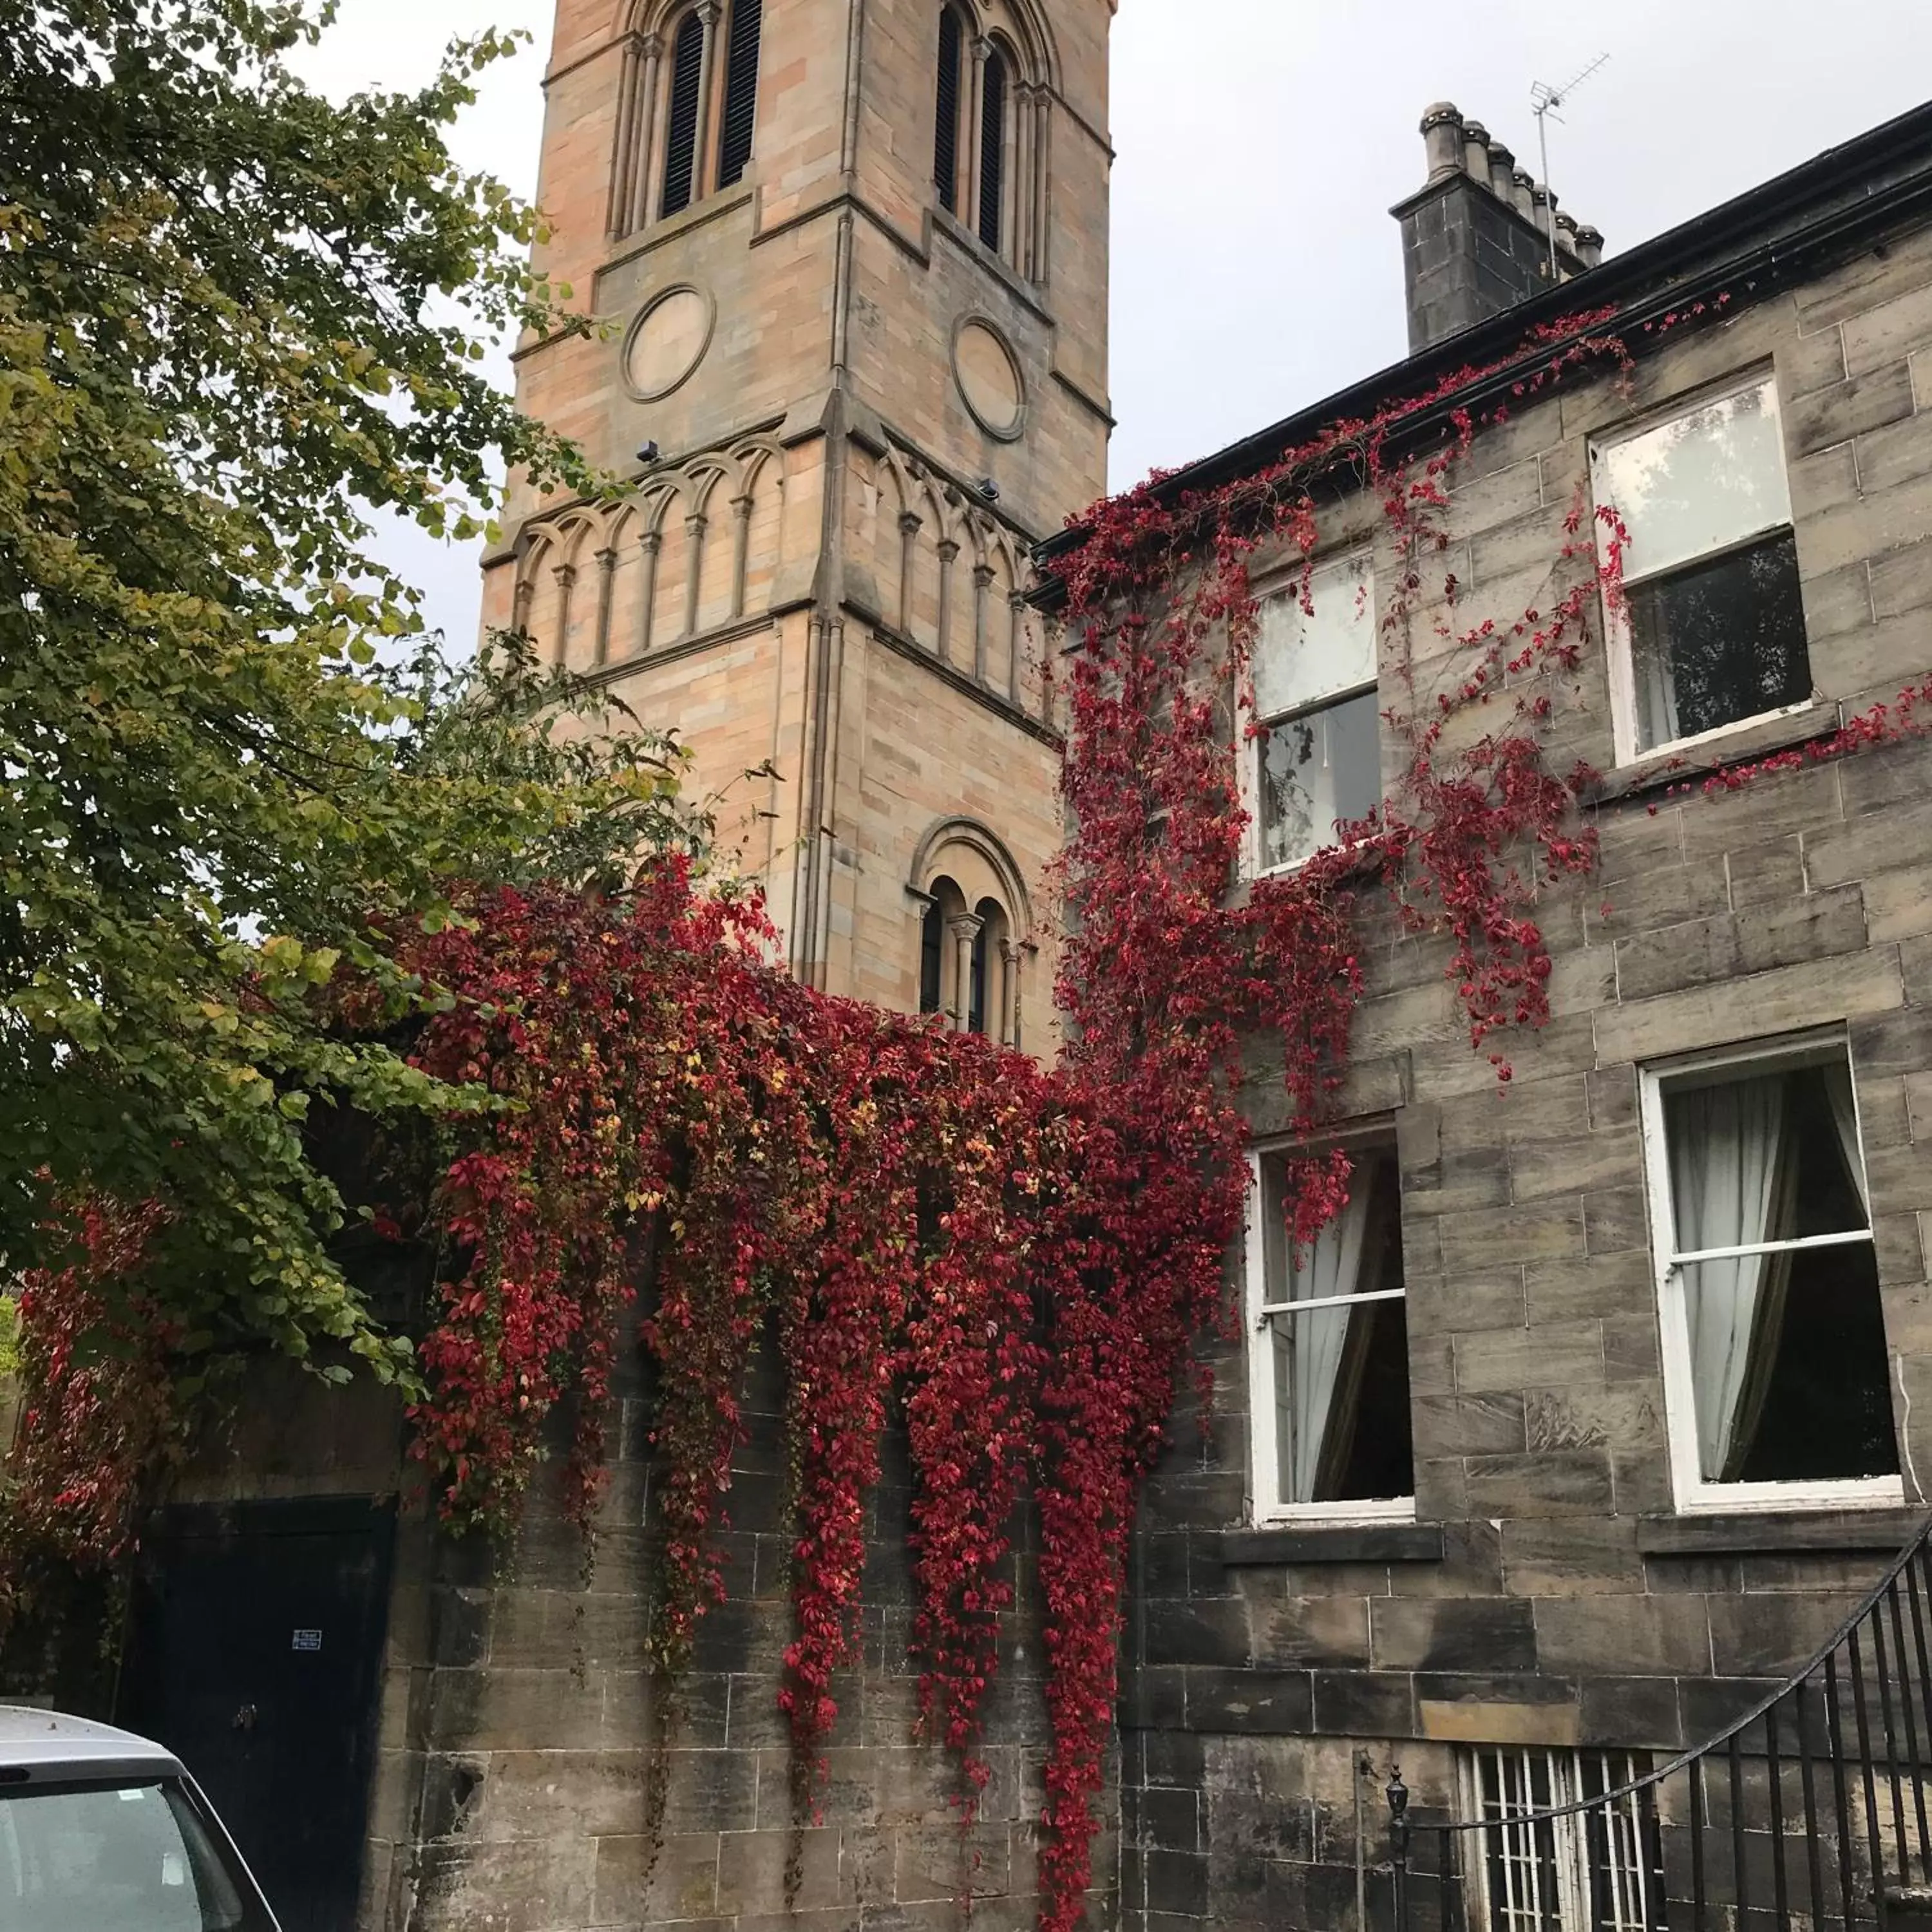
1531;52;1611;276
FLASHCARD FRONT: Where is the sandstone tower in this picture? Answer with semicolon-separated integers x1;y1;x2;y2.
482;0;1115;1045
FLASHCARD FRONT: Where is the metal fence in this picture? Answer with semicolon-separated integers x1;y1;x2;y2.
1389;1519;1932;1932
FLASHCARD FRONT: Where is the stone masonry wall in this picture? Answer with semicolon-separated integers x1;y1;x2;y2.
375;1320;1099;1932
1117;209;1932;1932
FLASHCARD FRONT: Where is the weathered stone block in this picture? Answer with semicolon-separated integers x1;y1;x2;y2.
1184;1668;1314;1736
1454;1321;1604;1395
1368;1596;1537;1674
1593;950;1906;1065
1310;1669;1419;1737
1463;1450;1616;1520
1533;1595;1712;1676
1786;361;1918;456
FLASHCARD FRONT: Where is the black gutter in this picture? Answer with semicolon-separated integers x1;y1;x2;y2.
1034;95;1932;600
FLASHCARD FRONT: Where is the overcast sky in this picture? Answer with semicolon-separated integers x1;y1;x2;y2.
299;1;1932;650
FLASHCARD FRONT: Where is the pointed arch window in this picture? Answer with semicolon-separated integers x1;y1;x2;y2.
934;6;965;216
610;1;765;240
659;12;706;219
927;7;1041;279
717;0;762;187
978;47;1007;254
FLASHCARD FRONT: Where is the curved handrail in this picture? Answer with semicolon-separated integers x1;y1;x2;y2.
1421;1511;1932;1840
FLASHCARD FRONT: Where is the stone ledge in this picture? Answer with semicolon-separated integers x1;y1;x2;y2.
1218;1523;1446;1567
1636;1507;1928;1557
1587;699;1842;810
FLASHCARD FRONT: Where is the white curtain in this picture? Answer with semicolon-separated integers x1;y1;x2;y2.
1672;1075;1794;1481
1637;617;1682;752
1276;1179;1373;1504
1825;1061;1870;1215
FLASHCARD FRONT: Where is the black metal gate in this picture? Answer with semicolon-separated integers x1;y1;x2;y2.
115;1497;397;1932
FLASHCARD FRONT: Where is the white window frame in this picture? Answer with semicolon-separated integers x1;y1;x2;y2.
1639;1027;1902;1517
1458;1747;1654;1932
1240;552;1379;880
1590;370;1812;768
1244;1129;1414;1528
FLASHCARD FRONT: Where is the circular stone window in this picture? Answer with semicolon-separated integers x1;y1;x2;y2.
952;317;1027;441
622;285;715;402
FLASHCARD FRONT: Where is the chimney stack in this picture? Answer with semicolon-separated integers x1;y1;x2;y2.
1390;102;1604;354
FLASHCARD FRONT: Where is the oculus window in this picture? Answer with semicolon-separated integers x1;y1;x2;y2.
1642;1036;1899;1510
1250;556;1380;873
1246;1141;1413;1522
1591;375;1812;759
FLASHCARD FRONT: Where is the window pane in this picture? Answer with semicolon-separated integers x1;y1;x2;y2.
1664;1057;1891;1485
1260;1148;1410;1507
1681;1242;1897;1484
1269;1300;1414;1505
1258;688;1380;869
0;1783;259;1931
1628;531;1810;751
1254;556;1375;718
1663;1063;1870;1256
1596;378;1792;583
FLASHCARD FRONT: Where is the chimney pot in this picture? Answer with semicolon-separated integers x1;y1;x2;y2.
1531;184;1557;242
1574;223;1605;269
1486;141;1516;201
1420;102;1464;182
1510;169;1537;221
1461;119;1492;183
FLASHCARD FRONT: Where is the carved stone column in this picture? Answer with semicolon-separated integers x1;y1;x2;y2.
966;37;990;237
948;911;984;1032
682;511;708;638
972;562;996;685
592;547;618;666
638;529;663;655
730;494;753;619
551;562;577;666
898;512;922;636
692;2;723;201
936;538;961;665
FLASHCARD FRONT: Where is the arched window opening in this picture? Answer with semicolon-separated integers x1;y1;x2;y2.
717;0;762;188
967;922;990;1036
618;0;764;234
934;6;964;216
920;898;945;1016
978;48;1007;255
970;896;1008;1038
659;11;706;219
911;825;1030;1045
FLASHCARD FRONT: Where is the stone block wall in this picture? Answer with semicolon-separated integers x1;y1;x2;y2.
372;1322;1096;1932
1117;207;1932;1932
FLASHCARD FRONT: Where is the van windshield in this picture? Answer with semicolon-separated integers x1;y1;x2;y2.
0;1778;274;1931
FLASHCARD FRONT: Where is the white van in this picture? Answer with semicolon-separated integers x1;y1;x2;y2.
0;1707;278;1929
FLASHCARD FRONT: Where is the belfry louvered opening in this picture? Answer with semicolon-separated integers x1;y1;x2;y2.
717;0;762;189
659;10;705;218
978;46;1007;253
934;6;964;216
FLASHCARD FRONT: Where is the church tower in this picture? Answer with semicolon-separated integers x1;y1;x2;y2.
482;0;1115;1045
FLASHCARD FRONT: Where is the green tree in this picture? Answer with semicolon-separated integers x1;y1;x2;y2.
0;1;684;1385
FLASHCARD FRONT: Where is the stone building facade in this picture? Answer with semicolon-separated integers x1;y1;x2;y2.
1072;98;1932;1932
33;21;1932;1932
483;0;1115;1040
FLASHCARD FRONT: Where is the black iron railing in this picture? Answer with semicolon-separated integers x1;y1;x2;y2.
1390;1517;1932;1932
